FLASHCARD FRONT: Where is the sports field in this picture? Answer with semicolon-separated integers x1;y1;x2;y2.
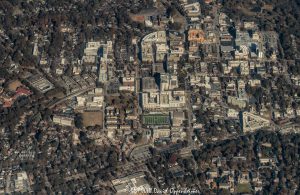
82;111;103;127
142;114;170;125
8;80;22;91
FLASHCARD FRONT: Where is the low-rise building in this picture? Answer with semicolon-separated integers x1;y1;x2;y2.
184;2;201;18
27;75;54;93
53;115;75;127
141;31;167;63
119;76;135;92
111;172;151;193
241;112;270;132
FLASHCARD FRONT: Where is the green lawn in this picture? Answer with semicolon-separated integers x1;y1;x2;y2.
236;183;252;193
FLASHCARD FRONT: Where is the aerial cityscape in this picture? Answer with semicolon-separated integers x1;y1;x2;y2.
0;0;299;194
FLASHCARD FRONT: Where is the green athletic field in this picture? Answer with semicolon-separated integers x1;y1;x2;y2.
142;115;170;125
